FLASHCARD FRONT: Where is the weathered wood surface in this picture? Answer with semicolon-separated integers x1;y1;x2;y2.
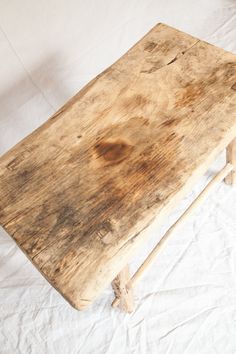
112;265;134;312
0;24;236;310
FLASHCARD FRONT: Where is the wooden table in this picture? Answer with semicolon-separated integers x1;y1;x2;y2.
0;23;236;312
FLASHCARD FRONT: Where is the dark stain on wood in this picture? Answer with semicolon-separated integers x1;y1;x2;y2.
144;41;157;52
20;202;81;256
165;132;178;143
161;118;179;128
94;139;134;165
175;61;236;108
175;84;204;108
231;83;236;91
144;39;174;55
125;134;184;194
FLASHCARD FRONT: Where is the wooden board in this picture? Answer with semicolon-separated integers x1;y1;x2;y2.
0;23;236;310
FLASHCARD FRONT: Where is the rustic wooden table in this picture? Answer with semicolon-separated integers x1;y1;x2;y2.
0;23;235;312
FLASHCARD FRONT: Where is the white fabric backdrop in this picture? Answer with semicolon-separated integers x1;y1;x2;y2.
0;1;236;353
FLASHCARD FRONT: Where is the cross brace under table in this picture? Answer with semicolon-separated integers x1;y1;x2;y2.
111;138;236;313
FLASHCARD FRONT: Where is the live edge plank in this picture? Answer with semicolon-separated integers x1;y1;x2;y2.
0;23;236;310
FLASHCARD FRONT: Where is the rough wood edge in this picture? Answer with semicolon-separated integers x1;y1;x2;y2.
111;265;135;313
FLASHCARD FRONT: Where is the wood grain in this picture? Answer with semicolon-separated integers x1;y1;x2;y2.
112;265;134;312
0;23;236;310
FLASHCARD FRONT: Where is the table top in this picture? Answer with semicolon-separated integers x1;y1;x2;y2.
0;23;236;310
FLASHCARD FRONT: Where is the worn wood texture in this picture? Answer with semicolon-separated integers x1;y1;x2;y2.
225;138;236;184
112;265;134;312
0;24;236;310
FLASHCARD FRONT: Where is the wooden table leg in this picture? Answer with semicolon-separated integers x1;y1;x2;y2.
225;138;236;185
111;265;135;313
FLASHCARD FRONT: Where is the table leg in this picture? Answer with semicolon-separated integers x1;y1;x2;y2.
111;265;135;313
225;138;236;185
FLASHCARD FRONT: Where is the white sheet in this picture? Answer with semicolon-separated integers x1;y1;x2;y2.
0;1;236;353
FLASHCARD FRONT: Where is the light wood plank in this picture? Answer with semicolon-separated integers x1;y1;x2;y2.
0;23;236;309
